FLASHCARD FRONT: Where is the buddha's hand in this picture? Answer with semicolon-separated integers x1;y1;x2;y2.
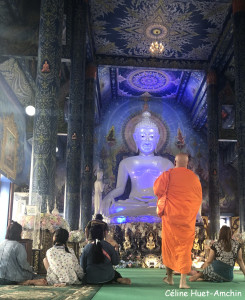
102;194;114;216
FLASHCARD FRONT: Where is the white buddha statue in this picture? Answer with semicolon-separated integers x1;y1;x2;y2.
102;111;174;217
93;170;104;215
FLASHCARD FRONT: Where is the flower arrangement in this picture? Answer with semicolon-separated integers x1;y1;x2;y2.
69;230;85;243
18;213;70;233
116;259;142;268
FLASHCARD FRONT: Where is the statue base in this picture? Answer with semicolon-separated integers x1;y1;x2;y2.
108;200;161;224
109;215;161;224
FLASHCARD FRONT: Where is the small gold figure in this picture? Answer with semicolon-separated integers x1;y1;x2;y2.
72;132;77;140
146;232;156;250
123;234;131;251
41;60;50;73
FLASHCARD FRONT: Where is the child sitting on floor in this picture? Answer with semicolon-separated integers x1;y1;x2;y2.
23;228;83;287
42;228;84;286
80;224;131;285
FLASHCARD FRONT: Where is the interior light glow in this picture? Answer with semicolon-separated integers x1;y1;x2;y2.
25;105;36;116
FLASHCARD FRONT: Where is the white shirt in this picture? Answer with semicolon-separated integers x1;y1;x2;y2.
46;245;83;285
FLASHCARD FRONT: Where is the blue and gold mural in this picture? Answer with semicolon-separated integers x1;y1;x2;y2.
90;0;230;60
98;66;207;128
117;68;182;98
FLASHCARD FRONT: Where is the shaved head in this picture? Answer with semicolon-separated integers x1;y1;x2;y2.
175;153;189;168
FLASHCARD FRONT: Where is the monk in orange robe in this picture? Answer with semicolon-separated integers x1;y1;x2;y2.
153;153;202;289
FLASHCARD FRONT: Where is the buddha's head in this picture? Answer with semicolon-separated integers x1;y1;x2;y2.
133;111;160;155
97;170;103;180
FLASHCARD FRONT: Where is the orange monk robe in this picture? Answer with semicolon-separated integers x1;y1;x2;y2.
153;167;202;274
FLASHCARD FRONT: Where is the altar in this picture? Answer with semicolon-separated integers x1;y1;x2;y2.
105;216;208;269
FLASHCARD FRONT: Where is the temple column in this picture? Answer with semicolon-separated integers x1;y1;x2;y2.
30;0;64;212
81;64;97;230
64;0;87;230
207;70;220;239
233;0;245;232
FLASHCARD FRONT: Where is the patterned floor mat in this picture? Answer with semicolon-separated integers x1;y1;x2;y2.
0;284;101;300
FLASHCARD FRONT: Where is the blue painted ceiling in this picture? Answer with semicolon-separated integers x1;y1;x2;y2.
0;0;234;134
89;1;233;132
89;0;231;60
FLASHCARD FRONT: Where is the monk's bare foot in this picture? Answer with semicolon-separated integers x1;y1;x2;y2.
117;278;131;285
179;283;190;289
163;277;174;285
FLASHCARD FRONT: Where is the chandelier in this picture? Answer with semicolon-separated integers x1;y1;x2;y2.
149;41;164;54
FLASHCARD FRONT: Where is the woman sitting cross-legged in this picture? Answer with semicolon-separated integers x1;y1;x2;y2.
0;221;46;286
80;224;131;285
43;228;84;287
189;225;245;282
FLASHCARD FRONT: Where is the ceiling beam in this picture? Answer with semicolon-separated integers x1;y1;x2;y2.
95;55;208;71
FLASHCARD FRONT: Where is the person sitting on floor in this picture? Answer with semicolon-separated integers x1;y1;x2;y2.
189;225;245;282
43;228;84;286
80;224;131;285
0;221;45;285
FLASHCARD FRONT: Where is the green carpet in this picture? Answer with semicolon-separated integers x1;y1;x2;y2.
0;284;101;300
93;269;245;300
0;269;244;299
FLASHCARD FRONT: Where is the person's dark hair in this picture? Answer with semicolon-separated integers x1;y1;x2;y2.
53;228;70;253
5;221;22;241
95;214;103;221
90;224;105;264
218;225;232;252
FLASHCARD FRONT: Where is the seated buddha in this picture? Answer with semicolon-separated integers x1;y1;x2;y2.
102;111;174;217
